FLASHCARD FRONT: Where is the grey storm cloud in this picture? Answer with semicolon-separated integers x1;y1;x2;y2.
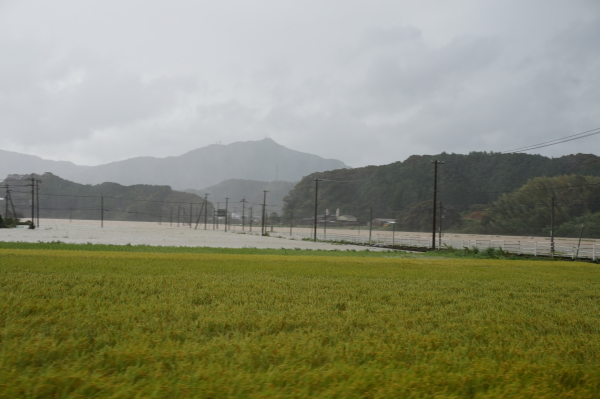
0;0;599;167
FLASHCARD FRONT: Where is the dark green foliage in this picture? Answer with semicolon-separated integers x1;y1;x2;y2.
282;166;378;223
0;216;23;228
0;241;406;257
282;152;600;224
268;211;280;224
439;245;515;259
2;173;213;222
396;200;461;232
554;212;600;238
480;175;600;236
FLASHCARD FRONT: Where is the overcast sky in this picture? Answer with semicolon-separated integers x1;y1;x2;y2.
1;0;599;167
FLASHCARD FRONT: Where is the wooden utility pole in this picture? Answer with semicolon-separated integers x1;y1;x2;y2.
550;196;555;256
576;224;585;259
225;198;229;232
177;204;180;227
30;176;35;229
194;201;205;230
261;191;268;236
101;195;104;228
8;190;17;219
439;201;443;249
241;198;246;231
36;179;41;227
369;206;372;245
181;207;187;228
249;207;253;232
324;209;327;240
431;160;444;250
189;203;193;228
313;179;320;241
4;185;8;219
204;194;209;230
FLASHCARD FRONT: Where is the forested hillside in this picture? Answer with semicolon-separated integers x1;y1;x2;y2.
2;173;212;223
282;152;600;224
390;175;600;237
480;175;600;236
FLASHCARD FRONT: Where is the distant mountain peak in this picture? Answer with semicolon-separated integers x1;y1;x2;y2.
1;138;347;190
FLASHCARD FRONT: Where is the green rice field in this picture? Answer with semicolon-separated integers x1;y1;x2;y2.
1;244;599;398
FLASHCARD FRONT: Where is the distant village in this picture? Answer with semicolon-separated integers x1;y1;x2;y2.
228;208;395;227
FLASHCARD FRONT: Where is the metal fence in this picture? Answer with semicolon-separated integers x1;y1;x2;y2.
258;230;599;261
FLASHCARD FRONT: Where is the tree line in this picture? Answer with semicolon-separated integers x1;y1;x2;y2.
281;152;600;238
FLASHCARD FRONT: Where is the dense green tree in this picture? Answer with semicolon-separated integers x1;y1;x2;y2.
396;200;461;232
282;152;600;224
480;175;600;235
554;212;600;239
268;212;281;224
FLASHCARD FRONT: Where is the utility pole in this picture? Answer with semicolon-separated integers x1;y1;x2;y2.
194;201;205;230
241;198;246;231
261;191;268;236
431;160;444;250
36;179;41;227
189;203;193;228
177;204;181;227
4;185;8;219
313;179;320;241
30;176;35;229
576;224;585;259
101;195;104;228
290;210;293;236
550;196;555;256
216;202;220;230
324;209;327;241
439;201;443;249
8;190;17;219
204;194;209;230
225;198;229;232
170;206;173;226
249;207;253;232
180;207;187;228
369;206;372;245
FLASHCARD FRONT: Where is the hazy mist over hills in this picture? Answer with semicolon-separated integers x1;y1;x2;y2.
2;172;211;222
185;179;296;212
0;139;347;190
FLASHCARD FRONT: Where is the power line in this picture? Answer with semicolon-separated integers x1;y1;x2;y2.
500;127;600;154
465;127;600;160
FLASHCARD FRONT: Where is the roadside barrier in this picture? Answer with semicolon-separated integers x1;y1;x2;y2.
250;230;599;261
